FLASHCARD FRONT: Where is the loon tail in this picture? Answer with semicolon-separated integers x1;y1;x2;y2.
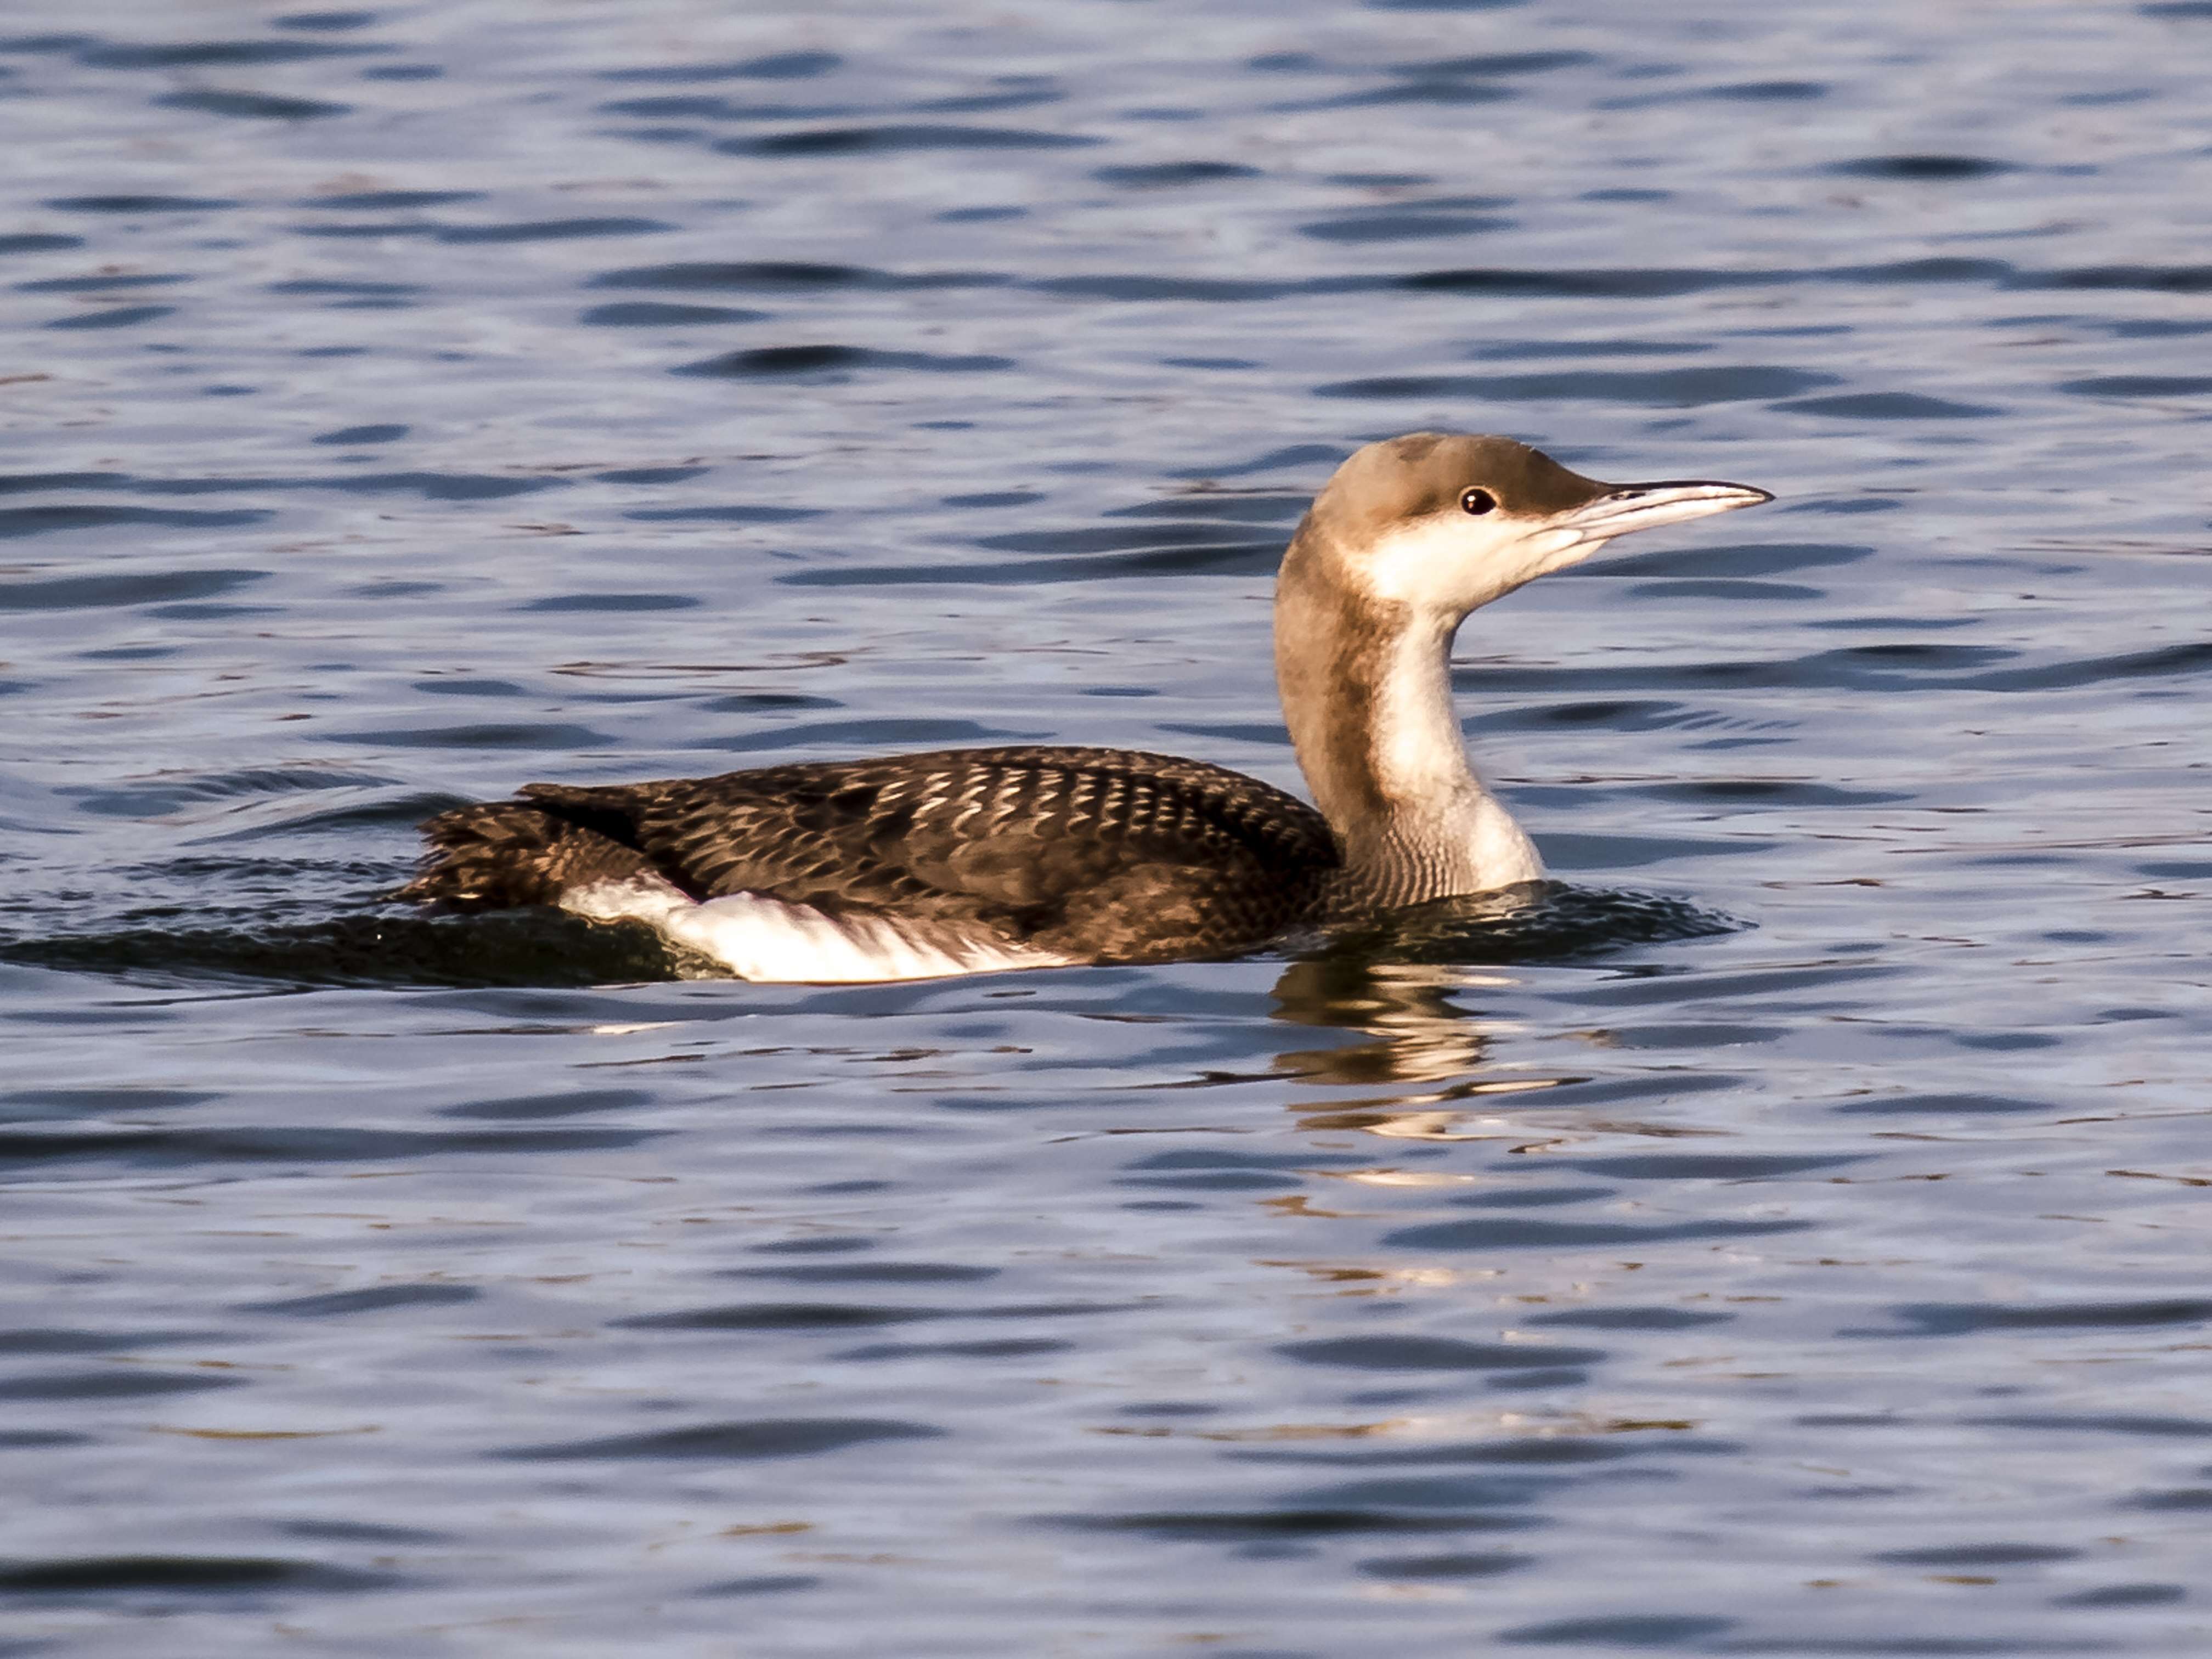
393;798;662;911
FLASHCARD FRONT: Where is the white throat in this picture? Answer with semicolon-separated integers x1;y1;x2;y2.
1364;609;1544;896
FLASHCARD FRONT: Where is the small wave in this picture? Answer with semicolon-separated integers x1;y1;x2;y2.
2058;375;2212;398
297;189;481;209
2027;263;2212;293
42;193;236;212
0;563;266;605
0;1552;402;1597
590;259;1005;293
1317;365;1838;404
157;89;351;121
722;125;1099;157
1775;391;2000;419
675;343;1014;377
597;50;843;84
1827;153;2017;180
40;304;176;331
580;300;767;326
1092;162;1261;187
76;38;379;69
311;422;405;445
1299;208;1515;244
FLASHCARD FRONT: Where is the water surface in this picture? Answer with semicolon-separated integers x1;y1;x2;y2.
4;1;2211;1653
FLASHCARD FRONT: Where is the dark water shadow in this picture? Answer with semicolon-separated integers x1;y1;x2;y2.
1310;883;1739;967
0;894;686;990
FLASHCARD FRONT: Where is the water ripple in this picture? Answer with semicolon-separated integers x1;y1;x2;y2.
5;3;2211;1652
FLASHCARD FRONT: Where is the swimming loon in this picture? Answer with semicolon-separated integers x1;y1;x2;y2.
399;432;1770;981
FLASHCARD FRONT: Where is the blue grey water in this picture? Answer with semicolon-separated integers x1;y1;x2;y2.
3;1;2209;1652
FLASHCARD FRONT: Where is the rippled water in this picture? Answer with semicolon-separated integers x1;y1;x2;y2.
5;1;2212;1652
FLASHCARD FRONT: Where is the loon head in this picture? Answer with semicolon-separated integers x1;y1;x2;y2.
1292;432;1773;618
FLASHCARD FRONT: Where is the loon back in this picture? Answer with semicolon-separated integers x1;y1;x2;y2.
399;746;1340;980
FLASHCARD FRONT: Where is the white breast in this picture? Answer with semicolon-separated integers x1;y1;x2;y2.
561;878;1069;984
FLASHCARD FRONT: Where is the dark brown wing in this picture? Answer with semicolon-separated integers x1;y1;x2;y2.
511;746;1339;963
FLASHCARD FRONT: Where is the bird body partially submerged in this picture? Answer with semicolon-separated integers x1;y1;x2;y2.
400;747;1338;979
400;433;1771;981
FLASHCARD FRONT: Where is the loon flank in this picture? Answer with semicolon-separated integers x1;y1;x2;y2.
399;433;1772;981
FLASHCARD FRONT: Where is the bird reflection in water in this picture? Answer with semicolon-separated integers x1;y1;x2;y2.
1271;954;1511;1086
1266;958;1585;1146
1256;882;1736;1141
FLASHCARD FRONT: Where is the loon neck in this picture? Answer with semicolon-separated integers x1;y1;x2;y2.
1273;531;1541;906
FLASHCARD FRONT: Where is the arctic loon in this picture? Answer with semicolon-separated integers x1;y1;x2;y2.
399;433;1771;982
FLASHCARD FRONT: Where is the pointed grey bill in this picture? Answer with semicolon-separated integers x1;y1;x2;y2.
1550;479;1774;545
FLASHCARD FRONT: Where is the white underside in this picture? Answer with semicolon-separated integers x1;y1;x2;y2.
561;878;1070;984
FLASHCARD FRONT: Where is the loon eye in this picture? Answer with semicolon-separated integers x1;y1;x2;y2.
1459;487;1497;516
